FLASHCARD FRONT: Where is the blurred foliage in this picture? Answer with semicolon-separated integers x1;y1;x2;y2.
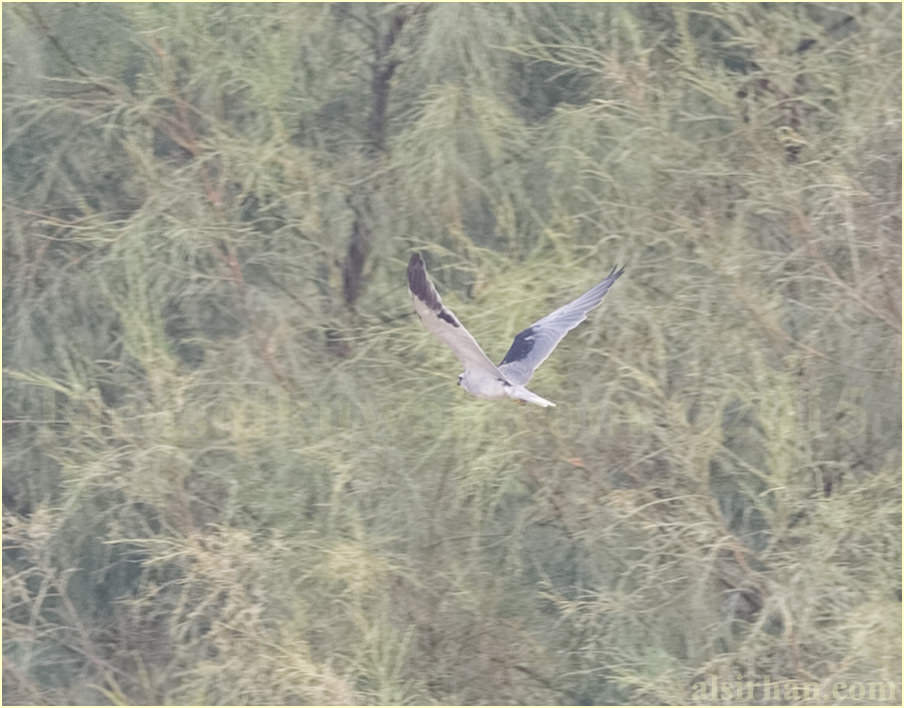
2;2;901;705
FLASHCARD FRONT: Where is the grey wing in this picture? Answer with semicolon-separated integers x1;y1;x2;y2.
498;265;625;385
407;253;502;376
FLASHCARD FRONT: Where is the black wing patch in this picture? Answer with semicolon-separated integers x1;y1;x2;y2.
437;310;458;326
499;326;535;366
407;253;461;328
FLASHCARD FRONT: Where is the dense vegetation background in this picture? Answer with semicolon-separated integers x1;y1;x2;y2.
3;2;901;705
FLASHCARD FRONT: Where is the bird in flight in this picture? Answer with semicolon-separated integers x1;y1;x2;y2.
407;253;624;407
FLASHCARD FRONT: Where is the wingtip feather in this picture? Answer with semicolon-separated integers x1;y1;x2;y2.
407;252;430;298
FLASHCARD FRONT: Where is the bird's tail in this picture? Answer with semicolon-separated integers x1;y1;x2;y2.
509;387;556;408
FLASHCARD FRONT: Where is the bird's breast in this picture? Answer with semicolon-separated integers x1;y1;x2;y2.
460;371;510;400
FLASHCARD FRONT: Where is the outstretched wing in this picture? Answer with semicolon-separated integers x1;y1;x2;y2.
407;253;502;376
498;265;625;386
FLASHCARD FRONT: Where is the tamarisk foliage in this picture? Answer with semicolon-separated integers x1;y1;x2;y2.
3;3;900;704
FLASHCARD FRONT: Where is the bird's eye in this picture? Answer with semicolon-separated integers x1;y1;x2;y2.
457;375;463;386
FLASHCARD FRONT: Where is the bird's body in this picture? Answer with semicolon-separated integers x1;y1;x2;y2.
407;253;624;407
457;368;555;407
